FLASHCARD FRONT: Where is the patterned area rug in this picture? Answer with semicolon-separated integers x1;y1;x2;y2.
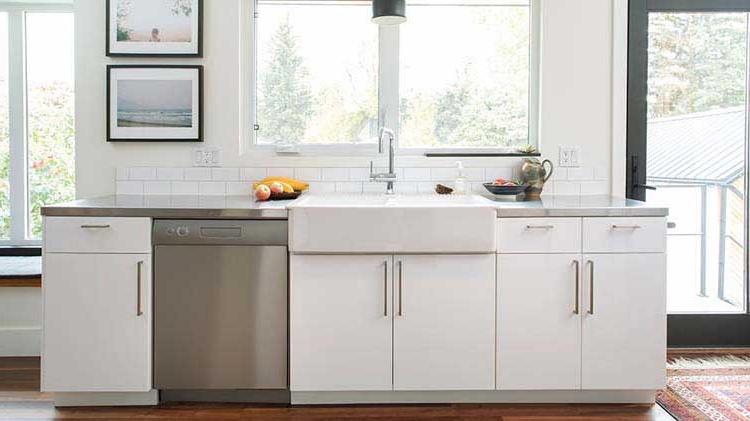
657;354;750;420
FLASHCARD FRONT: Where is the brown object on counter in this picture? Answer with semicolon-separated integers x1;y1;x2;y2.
435;184;454;195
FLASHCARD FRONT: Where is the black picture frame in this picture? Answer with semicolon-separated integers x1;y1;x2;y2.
106;0;203;57
106;65;204;143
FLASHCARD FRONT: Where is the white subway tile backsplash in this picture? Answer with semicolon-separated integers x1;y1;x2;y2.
129;167;157;180
322;168;349;181
156;167;184;181
227;181;253;196
554;181;581;195
184;167;212;181
116;181;144;195
199;182;226;196
267;167;295;178
171;181;199;195
348;167;370;181
144;181;171;195
335;182;363;193
404;168;431;181
308;182;336;193
116;167;129;180
580;181;609;195
566;167;594;181
241;167;267;181
116;164;608;197
294;167;322;181
212;168;240;181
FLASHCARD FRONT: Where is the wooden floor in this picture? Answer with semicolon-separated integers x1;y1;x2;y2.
0;358;675;421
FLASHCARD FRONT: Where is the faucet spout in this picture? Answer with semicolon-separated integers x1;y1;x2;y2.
370;127;398;195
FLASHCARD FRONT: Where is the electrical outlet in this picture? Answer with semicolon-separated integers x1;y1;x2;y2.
193;147;221;167
559;146;581;168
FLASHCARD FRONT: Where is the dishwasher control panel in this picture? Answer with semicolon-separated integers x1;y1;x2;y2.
153;220;288;246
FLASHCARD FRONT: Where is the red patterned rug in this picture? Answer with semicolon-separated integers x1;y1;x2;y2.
657;354;750;420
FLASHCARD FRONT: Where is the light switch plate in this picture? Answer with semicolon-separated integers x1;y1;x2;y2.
559;146;581;168
193;147;221;167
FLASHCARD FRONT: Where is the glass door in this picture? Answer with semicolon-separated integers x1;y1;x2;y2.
628;0;750;346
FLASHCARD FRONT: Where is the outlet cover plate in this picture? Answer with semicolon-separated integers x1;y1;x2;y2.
193;147;221;167
559;146;581;168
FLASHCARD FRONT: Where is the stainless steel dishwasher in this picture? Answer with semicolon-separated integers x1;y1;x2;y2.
153;219;288;402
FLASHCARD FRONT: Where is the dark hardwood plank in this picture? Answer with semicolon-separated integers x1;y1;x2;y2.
0;276;42;287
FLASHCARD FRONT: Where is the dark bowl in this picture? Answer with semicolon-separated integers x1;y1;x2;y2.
483;183;528;196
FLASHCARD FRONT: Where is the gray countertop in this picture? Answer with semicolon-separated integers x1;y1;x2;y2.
41;195;291;219
41;194;668;219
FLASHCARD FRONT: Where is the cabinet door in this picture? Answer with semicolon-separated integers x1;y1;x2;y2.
42;253;152;392
290;255;393;391
393;254;495;390
581;253;666;390
497;254;582;390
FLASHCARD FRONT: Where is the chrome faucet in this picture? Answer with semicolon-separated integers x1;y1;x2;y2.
369;128;398;195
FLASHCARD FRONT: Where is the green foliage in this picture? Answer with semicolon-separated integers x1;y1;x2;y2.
648;13;747;118
0;81;74;240
257;17;313;144
116;0;133;41
171;0;193;17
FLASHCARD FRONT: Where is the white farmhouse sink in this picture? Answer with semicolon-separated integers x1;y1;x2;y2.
288;194;496;253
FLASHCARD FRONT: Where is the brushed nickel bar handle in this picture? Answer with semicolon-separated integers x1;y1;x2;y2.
398;260;403;317
573;260;580;315
611;224;642;230
383;261;388;317
587;260;594;315
80;224;111;229
136;261;144;317
525;225;555;230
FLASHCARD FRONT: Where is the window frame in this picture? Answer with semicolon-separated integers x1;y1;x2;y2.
244;0;540;157
0;3;73;247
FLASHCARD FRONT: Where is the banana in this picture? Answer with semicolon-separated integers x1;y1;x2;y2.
261;176;309;191
253;179;307;192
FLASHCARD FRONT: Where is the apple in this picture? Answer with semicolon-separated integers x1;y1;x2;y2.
255;184;271;201
269;181;285;195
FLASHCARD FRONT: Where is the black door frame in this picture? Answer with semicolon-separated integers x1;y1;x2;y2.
627;0;750;347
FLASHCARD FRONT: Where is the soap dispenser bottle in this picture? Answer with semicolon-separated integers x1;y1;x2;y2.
454;161;467;194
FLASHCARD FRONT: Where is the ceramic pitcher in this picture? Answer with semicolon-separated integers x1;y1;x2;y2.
521;158;554;199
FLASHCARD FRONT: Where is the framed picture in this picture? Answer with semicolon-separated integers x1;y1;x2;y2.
106;0;202;57
107;65;203;142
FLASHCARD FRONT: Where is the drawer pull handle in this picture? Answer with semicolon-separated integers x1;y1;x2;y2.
383;261;388;317
136;261;144;317
525;225;555;230
80;224;111;229
587;260;594;315
573;260;580;315
398;261;403;317
611;225;642;230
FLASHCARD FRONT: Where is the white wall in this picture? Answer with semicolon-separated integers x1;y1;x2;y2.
75;0;623;198
0;288;41;356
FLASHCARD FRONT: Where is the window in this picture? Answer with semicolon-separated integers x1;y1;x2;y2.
251;0;536;152
0;6;74;246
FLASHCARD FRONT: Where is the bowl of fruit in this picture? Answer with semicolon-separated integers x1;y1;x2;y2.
253;177;309;202
483;178;528;196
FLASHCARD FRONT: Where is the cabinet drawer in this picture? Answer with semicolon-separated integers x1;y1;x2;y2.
45;217;151;254
582;217;666;253
497;218;581;253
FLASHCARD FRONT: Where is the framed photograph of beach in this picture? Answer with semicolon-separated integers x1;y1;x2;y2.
107;65;203;142
106;0;202;57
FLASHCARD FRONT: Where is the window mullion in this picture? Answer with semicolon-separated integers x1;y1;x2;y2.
378;24;400;146
7;10;26;243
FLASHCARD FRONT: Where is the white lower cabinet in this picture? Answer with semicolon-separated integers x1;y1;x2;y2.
42;253;152;392
497;217;667;392
290;255;393;391
393;255;495;390
581;253;666;390
290;253;496;392
497;254;582;390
